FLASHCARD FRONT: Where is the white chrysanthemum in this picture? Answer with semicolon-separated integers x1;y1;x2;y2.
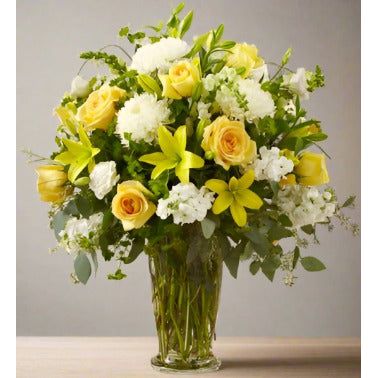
283;67;309;100
116;93;170;146
130;37;190;73
276;186;336;227
252;147;294;182
215;84;245;120
59;213;103;254
238;79;275;121
89;161;120;200
156;183;215;225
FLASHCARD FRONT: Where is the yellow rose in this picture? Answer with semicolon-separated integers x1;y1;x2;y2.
112;181;156;231
77;84;126;131
295;152;330;186
36;165;72;203
226;43;264;78
201;116;257;170
279;173;297;188
160;60;200;99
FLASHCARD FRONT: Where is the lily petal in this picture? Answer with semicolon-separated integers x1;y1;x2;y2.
77;124;92;148
139;152;167;165
54;151;75;165
151;159;177;179
234;189;263;210
212;191;233;214
238;170;255;189
68;158;91;183
230;201;247;227
158;126;177;159
205;179;228;194
229;176;239;191
180;150;204;169
175;163;189;183
174;126;187;153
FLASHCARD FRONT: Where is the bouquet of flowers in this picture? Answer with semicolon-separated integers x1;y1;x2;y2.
29;3;358;372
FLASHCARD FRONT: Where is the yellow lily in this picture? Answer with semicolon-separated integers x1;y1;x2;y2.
205;170;263;227
54;124;100;183
139;125;204;183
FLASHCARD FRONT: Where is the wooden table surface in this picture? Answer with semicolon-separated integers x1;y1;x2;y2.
16;337;360;377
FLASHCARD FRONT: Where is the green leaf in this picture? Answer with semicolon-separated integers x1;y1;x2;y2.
74;177;90;186
245;229;271;257
261;254;281;281
240;241;253;261
74;253;92;284
102;209;114;231
278;214;293;227
118;26;129;37
120;238;144;264
178;11;193;37
63;200;80;216
185;32;209;58
223;242;244;279
99;234;114;261
51;210;69;239
201;218;216;239
293;246;300;269
75;195;93;218
342;195;356;208
249;260;261;275
137;74;162;96
268;224;292;241
107;268;127;280
301;224;315;235
300;256;326;272
90;252;98;273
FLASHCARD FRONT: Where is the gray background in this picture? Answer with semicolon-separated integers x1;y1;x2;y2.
17;0;360;336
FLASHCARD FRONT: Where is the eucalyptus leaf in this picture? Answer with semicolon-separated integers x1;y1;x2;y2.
249;260;261;275
74;253;92;284
300;256;326;272
201;218;216;239
51;210;69;239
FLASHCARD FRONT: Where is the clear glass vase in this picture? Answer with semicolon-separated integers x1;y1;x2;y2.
148;230;222;373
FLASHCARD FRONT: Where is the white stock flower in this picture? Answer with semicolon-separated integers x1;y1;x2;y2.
238;79;276;121
89;161;120;200
252;147;294;182
283;67;309;100
276;186;336;227
197;101;211;119
59;213;103;254
116;93;170;146
156;183;214;225
70;75;91;98
215;84;245;120
130;37;190;73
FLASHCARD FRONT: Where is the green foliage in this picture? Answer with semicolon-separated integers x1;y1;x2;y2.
74;253;92;284
201;218;216;239
307;65;325;92
107;268;127;280
80;51;127;75
300;256;326;272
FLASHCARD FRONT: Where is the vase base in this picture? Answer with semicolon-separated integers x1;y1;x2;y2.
151;353;221;374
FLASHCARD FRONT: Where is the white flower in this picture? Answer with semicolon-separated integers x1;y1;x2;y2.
116;93;170;146
197;101;211;119
70;75;91;98
252;147;294;182
215;84;245;120
276;185;336;227
59;213;103;254
283;67;309;100
156;183;214;225
250;64;269;83
130;37;190;73
89;161;120;200
238;79;276;121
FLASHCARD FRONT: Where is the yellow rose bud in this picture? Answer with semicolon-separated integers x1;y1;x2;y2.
36;165;72;203
112;181;156;231
279;173;297;188
77;84;126;131
160;60;200;99
201;116;257;170
226;43;264;78
295;152;329;186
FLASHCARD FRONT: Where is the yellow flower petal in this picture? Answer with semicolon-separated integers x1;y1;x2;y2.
151;159;177;179
230;201;247;227
205;179;228;194
54;151;75;165
212;191;234;214
159;74;182;100
234;189;263;210
67;158;91;183
139;152;167;165
174;126;187;153
158;126;177;159
77;124;92;148
180;150;204;169
175;163;189;183
229;176;239;191
238;170;255;189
